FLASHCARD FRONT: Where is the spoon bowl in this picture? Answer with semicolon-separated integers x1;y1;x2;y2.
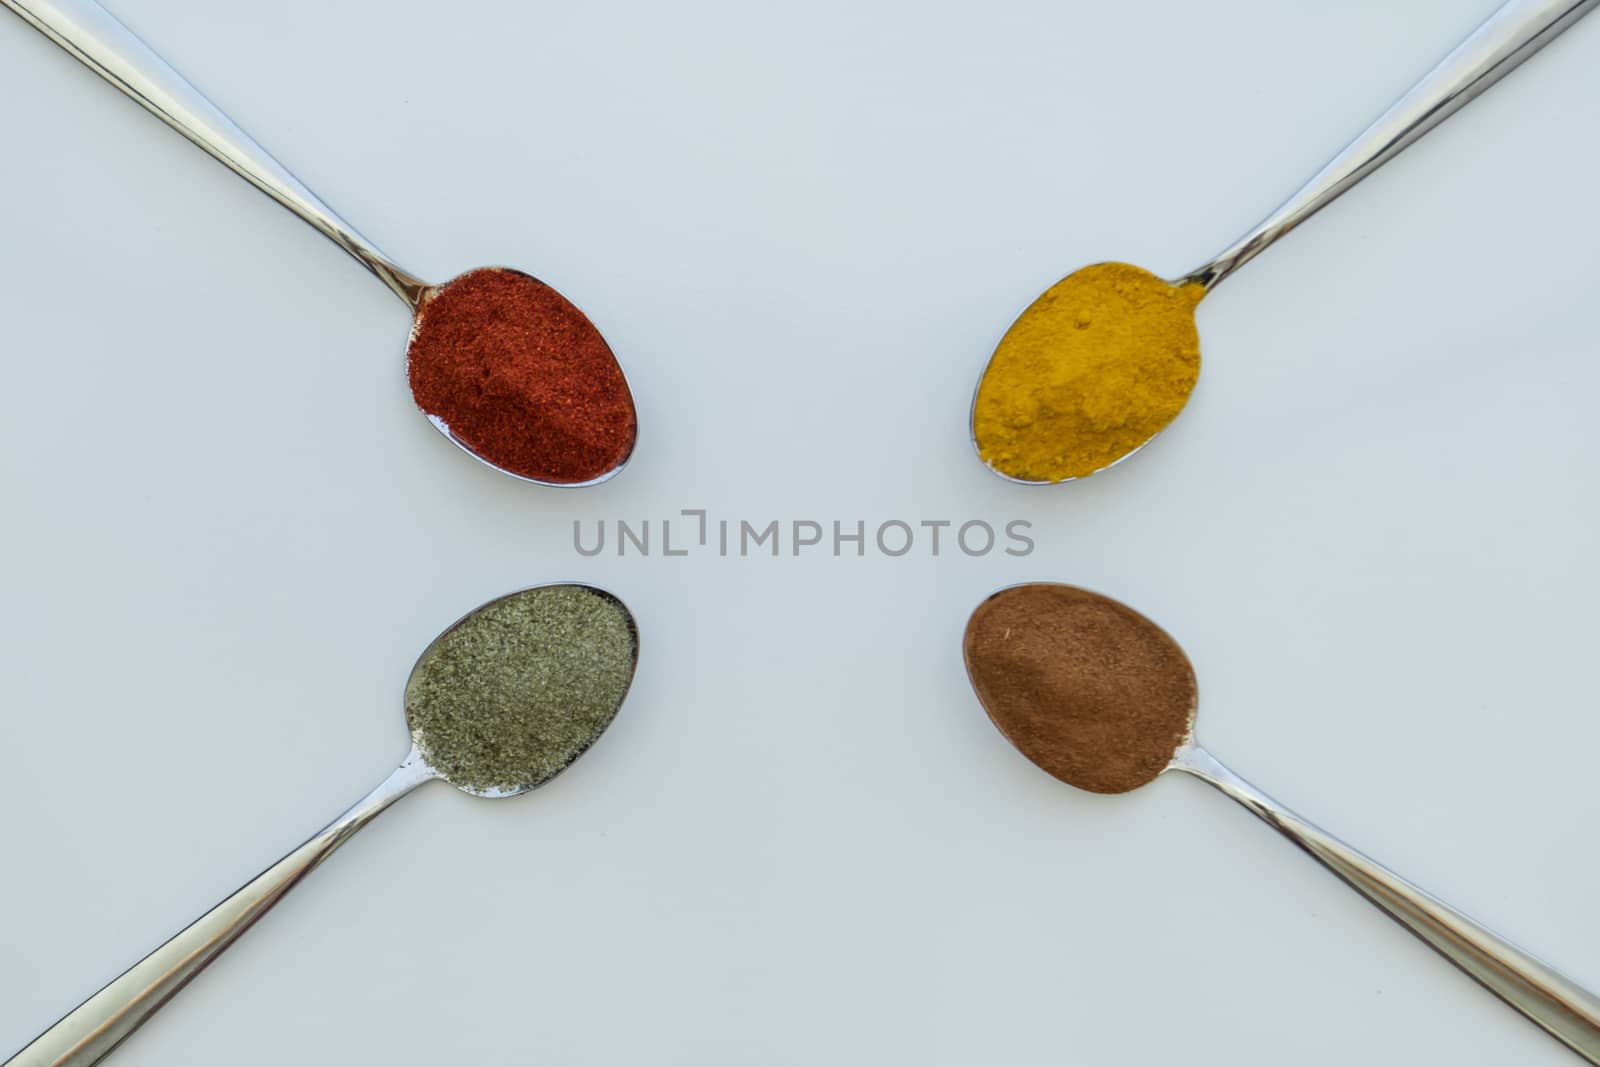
963;581;1600;1061
406;269;638;488
405;583;640;797
963;581;1196;792
969;263;1203;486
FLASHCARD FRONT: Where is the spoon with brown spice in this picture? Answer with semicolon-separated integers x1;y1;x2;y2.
963;583;1600;1062
4;585;639;1067
4;0;636;486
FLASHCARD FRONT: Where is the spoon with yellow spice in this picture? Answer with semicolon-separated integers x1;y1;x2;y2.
972;0;1597;484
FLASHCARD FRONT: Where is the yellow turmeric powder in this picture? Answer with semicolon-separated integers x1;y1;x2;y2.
973;262;1206;482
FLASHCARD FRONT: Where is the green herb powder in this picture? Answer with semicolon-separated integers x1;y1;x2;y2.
406;585;636;793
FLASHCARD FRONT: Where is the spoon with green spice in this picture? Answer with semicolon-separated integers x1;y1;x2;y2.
5;584;638;1067
972;0;1597;485
963;583;1600;1062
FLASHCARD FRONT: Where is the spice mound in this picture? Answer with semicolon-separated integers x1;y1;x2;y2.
963;583;1196;794
407;268;637;484
406;585;637;793
973;262;1204;483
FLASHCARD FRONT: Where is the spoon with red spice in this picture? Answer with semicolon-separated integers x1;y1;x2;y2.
963;583;1600;1062
5;0;637;486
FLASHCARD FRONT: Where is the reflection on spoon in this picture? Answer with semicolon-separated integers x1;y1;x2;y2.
972;0;1598;484
4;585;639;1067
964;583;1600;1062
4;0;637;486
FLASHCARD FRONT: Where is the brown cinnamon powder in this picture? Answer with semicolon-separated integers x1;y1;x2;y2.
963;583;1196;794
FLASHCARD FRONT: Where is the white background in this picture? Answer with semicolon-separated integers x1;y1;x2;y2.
2;1;1597;1063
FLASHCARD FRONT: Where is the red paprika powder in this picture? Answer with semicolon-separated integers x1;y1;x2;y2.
406;268;636;484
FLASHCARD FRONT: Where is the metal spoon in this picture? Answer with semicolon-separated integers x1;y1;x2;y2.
963;582;1600;1062
971;0;1598;484
3;584;639;1067
2;0;637;487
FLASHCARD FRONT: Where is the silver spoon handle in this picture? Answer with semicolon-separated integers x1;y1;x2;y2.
1;0;429;307
1182;0;1598;290
3;753;435;1067
1171;743;1600;1063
